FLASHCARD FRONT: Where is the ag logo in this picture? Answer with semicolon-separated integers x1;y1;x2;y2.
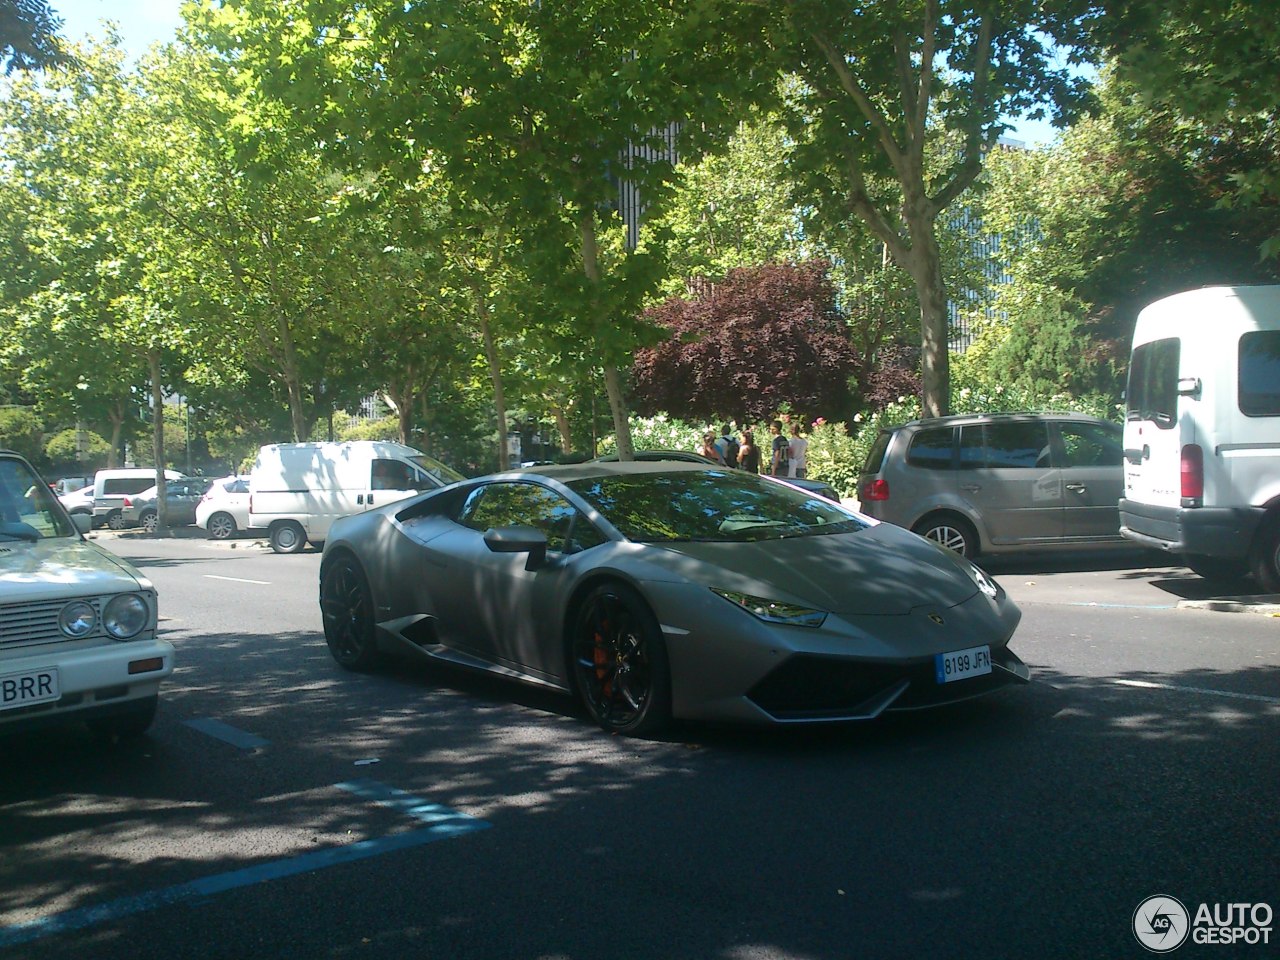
1134;895;1190;952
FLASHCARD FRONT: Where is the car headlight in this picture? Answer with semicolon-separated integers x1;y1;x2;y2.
712;589;827;627
970;565;1001;600
103;594;149;639
59;601;96;638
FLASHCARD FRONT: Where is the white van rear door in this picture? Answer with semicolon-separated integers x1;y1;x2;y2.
1123;336;1183;508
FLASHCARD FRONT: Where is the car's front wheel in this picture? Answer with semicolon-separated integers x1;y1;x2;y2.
207;512;237;540
570;582;671;737
320;553;382;671
269;520;306;554
106;510;126;530
912;513;979;560
89;696;158;741
140;510;158;533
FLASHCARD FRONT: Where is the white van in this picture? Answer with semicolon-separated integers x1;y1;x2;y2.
1119;285;1280;590
248;441;464;553
91;467;186;529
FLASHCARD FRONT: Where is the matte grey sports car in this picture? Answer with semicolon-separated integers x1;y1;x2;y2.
319;462;1029;735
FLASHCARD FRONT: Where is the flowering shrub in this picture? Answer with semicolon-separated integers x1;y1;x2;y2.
597;414;705;456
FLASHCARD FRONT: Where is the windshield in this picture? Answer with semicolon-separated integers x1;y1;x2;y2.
0;458;78;541
566;470;869;543
409;454;466;488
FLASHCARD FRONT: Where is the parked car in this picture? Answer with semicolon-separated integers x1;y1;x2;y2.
91;468;186;530
196;474;251;540
119;477;212;532
319;461;1027;735
58;484;95;519
1120;285;1280;589
590;449;843;502
52;476;94;496
0;449;174;738
857;412;1126;560
249;441;464;554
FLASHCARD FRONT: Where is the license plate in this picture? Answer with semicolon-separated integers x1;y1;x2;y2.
935;645;992;684
0;667;60;711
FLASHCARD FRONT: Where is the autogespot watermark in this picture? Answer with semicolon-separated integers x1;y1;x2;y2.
1133;895;1273;952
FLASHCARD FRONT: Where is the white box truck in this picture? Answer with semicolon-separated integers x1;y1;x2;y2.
1119;285;1280;590
248;441;464;553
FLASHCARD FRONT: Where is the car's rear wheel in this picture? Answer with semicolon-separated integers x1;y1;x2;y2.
571;582;671;737
207;512;237;540
106;510;125;530
89;696;158;741
1249;513;1280;594
140;510;158;533
912;513;979;560
270;520;306;554
320;553;382;671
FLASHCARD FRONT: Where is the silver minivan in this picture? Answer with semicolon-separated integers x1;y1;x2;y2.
857;412;1125;559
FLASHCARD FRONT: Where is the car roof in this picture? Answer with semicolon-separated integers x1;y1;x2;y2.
884;411;1115;432
497;460;715;483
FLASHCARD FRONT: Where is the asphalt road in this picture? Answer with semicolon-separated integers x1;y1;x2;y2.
1;536;1276;960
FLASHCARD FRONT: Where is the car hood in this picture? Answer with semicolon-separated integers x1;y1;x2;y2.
0;537;151;602
644;522;980;616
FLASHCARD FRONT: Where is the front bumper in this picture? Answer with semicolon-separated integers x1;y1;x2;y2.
1119;499;1264;559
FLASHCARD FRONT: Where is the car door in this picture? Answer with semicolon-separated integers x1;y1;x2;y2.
1054;420;1124;541
166;480;204;525
957;421;1063;544
434;481;596;680
364;457;428;514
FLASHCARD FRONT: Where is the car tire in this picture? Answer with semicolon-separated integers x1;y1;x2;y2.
1249;513;1280;594
570;581;672;737
320;553;382;671
89;696;158;741
1184;554;1249;583
140;510;158;533
207;512;237;540
106;510;126;530
269;520;306;554
912;513;979;560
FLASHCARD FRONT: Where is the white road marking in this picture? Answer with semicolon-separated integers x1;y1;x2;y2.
204;574;271;585
1112;678;1280;705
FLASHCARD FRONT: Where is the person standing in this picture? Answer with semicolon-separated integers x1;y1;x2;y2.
714;424;740;469
788;424;809;479
768;420;789;477
699;432;725;464
738;430;760;473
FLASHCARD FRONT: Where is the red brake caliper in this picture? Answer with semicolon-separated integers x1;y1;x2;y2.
593;619;612;698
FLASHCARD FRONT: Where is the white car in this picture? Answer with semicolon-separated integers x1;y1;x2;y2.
196;474;251;540
58;484;95;519
1;451;174;738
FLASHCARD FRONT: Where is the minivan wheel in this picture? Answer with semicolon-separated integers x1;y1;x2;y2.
913;514;978;560
106;510;125;530
140;510;158;533
1249;514;1280;594
270;520;307;554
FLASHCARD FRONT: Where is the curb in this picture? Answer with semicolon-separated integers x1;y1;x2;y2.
1177;596;1280;616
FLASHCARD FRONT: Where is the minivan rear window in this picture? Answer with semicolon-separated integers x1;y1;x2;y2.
906;427;955;470
1127;337;1180;428
862;431;892;473
1239;331;1280;417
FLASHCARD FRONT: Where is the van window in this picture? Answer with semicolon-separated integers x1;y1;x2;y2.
371;458;416;490
905;427;954;470
862;432;892;473
1239;331;1280;417
1126;337;1180;428
1058;421;1122;467
958;426;986;469
981;422;1051;469
102;478;155;497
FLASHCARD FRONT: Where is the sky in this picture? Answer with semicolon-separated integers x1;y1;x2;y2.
51;0;1063;147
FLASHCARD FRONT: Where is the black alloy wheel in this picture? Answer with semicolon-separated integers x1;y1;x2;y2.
320;554;382;671
571;582;671;736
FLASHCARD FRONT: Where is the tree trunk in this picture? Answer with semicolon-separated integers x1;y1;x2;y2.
474;286;509;471
902;218;951;418
579;212;634;459
148;348;167;531
106;404;125;469
553;405;572;454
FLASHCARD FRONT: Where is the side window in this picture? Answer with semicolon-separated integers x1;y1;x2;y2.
1239;330;1280;417
457;482;579;553
1127;337;1180;428
983;422;1051;469
103;478;153;497
1058;422;1122;468
371;458;415;490
905;427;955;470
958;425;986;469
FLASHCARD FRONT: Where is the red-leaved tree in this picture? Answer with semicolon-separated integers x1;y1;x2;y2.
631;261;859;424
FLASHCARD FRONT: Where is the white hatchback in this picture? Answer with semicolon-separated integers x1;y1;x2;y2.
0;451;174;738
195;474;251;540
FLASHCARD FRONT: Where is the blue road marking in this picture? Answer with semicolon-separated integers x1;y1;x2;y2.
0;783;489;949
183;718;269;750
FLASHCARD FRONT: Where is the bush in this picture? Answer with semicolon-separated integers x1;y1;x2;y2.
44;428;110;467
597;414;706;456
951;353;1120;421
337;415;400;442
0;406;44;462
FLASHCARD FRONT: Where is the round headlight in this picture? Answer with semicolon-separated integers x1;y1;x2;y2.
59;601;96;638
103;594;149;639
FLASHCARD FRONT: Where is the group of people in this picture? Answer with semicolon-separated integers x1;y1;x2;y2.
698;421;808;478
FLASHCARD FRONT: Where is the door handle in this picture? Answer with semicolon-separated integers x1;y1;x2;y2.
961;484;981;493
1066;482;1087;493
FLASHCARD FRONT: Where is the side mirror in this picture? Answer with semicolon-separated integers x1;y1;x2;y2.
1176;377;1202;398
483;525;548;570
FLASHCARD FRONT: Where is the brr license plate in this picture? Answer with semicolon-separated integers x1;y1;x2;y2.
0;667;60;711
935;645;992;684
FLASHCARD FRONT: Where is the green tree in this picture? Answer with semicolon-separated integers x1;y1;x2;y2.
0;0;69;73
0;405;42;461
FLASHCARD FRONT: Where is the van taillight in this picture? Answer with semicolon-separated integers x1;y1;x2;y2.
861;478;890;502
1180;444;1204;502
